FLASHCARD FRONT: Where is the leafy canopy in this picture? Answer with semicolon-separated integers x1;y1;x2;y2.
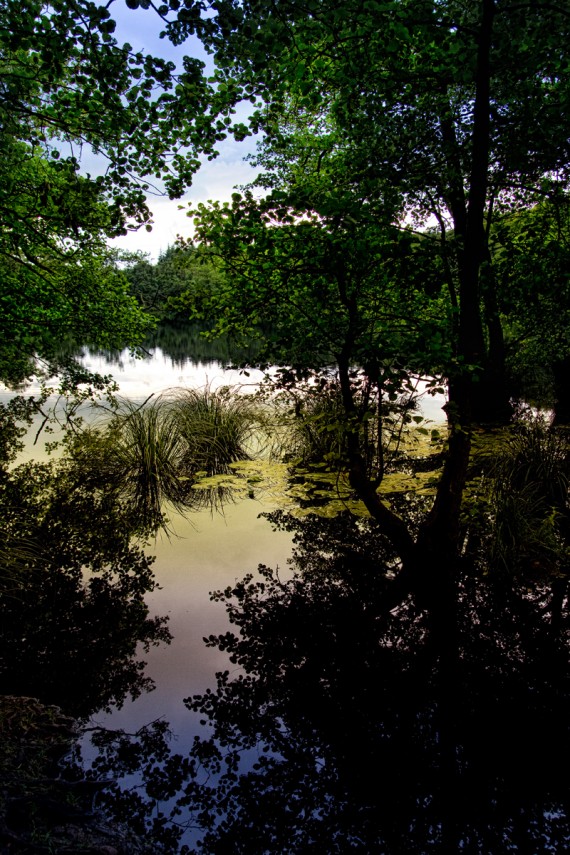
0;0;233;384
191;191;452;379
185;0;570;394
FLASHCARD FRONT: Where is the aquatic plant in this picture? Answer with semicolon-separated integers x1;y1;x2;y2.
168;385;266;475
109;398;192;531
489;418;570;580
274;377;424;482
64;386;268;530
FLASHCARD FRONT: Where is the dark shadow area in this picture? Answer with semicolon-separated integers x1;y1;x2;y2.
0;457;170;719
180;511;570;853
3;394;569;854
0;398;174;852
84;509;570;853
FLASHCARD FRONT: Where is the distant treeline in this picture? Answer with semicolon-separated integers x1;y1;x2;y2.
120;242;223;323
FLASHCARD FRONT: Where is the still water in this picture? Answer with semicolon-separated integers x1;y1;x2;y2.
6;345;566;852
76;345;447;742
2;340;452;849
78;346;295;750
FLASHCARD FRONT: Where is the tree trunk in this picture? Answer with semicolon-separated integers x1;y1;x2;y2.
471;249;513;423
552;355;570;425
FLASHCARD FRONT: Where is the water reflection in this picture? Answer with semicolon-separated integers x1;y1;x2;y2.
0;450;170;719
145;321;261;369
80;345;265;404
81;510;569;852
0;386;294;852
78;322;266;401
7;333;556;852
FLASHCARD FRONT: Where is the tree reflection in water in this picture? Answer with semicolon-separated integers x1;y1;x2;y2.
180;511;568;853
5;398;568;854
0;419;171;718
86;509;570;852
0;401;180;850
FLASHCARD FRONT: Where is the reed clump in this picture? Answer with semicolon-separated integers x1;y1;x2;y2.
68;385;267;531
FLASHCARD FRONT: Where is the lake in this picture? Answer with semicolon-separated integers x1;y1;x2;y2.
11;343;447;743
1;339;452;850
73;346;296;748
75;343;446;739
3;343;566;854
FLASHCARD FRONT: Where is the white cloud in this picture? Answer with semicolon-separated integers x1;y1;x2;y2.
110;133;259;260
102;8;261;259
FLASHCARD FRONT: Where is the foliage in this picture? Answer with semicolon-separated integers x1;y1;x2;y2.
59;386;267;532
273;373;425;482
186;0;570;419
0;395;42;466
1;0;219;216
2;2;570;848
123;243;227;322
144;319;261;367
490;197;570;409
193;0;570;208
73;399;194;534
488;420;570;579
456;418;570;635
0;140;155;383
0;696;161;854
1;252;151;387
69;716;192;854
0;0;233;385
183;2;570;646
170;384;265;473
279;378;354;467
192;192;450;377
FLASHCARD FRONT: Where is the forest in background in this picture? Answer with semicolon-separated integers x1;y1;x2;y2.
1;1;570;852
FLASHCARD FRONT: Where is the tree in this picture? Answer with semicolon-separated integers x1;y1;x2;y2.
81;511;568;853
0;142;155;383
490;196;570;422
185;0;570;571
0;0;231;384
182;0;570;421
181;5;570;833
1;0;222;218
123;243;226;321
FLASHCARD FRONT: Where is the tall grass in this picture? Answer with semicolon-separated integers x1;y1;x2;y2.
72;386;267;532
274;380;421;481
489;419;569;577
169;386;263;475
278;385;349;467
109;399;191;531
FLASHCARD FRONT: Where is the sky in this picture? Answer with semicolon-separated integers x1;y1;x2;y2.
111;132;259;260
99;2;260;260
